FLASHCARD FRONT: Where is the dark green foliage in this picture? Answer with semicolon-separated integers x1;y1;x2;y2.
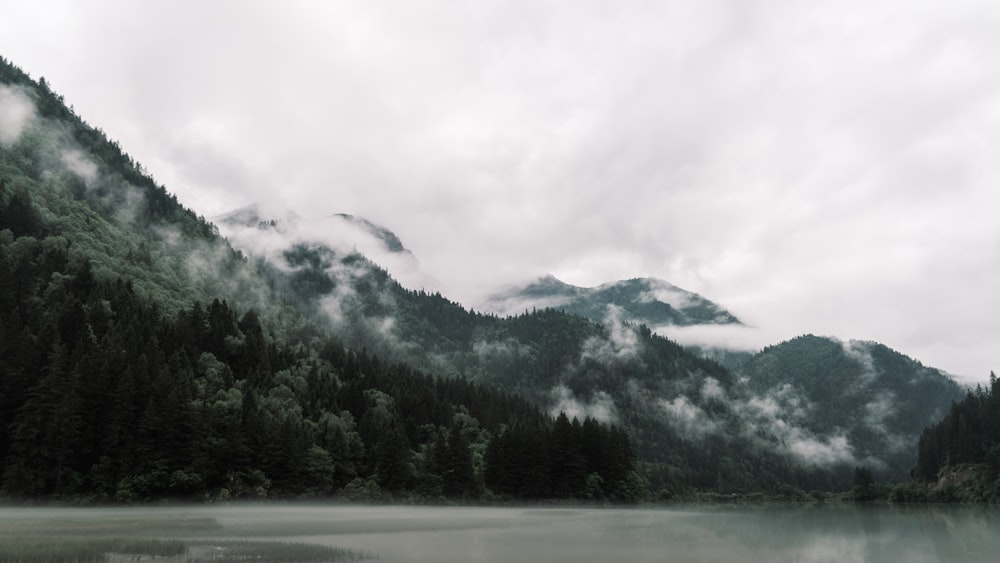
1;56;644;503
0;236;621;500
913;373;1000;501
4;54;969;502
186;216;919;495
852;466;876;501
740;335;966;482
483;413;636;501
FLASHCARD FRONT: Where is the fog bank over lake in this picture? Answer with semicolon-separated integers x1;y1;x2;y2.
2;504;999;562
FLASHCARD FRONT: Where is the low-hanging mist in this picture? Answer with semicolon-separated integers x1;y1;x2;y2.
213;201;964;486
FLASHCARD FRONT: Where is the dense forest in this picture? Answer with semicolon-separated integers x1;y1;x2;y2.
905;374;1000;502
0;176;639;503
1;53;993;503
250;239;967;494
0;56;640;503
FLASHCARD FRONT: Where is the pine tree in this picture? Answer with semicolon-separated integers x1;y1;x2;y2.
4;338;84;496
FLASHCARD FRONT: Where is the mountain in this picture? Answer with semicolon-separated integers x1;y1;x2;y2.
248;238;967;490
0;56;636;503
216;204;412;257
486;275;741;328
331;213;409;254
739;335;966;481
0;54;972;502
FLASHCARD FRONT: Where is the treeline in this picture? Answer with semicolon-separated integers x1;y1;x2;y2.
267;244;856;496
905;374;1000;502
0;188;638;502
485;412;639;500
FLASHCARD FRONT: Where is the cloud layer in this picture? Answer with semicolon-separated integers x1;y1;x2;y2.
2;0;998;383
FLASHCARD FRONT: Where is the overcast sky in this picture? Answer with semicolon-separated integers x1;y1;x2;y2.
2;0;998;384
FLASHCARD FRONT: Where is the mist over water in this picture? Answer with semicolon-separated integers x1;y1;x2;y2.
2;504;998;562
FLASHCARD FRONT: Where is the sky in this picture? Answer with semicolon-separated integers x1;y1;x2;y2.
2;0;998;385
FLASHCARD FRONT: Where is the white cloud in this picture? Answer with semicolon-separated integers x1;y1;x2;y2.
840;339;879;383
0;85;35;146
700;377;726;401
59;149;98;183
472;338;531;359
580;305;642;362
218;210;437;294
549;384;618;424
636;279;695;310
739;388;858;466
1;0;998;384
659;395;719;438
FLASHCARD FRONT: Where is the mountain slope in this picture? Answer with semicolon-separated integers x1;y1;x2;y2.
0;55;638;503
487;275;741;328
244;238;964;491
740;335;966;480
1;54;966;500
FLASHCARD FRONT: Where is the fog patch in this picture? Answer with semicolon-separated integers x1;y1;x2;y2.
660;395;718;438
155;224;184;249
636;279;694;310
742;401;856;466
549;385;618;424
787;434;855;466
730;384;860;466
659;378;860;467
862;391;895;432
659;323;771;354
481;275;578;318
0;86;155;231
113;184;148;228
218;206;437;294
473;338;531;359
216;210;429;361
0;84;35;146
580;305;641;362
840;339;879;383
700;377;726;401
59;149;99;183
862;390;912;453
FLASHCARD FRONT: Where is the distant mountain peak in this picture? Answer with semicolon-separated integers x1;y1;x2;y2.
486;274;741;327
330;213;409;254
214;203;299;230
214;205;413;258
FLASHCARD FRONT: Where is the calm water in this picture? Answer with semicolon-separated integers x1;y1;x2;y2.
2;503;999;562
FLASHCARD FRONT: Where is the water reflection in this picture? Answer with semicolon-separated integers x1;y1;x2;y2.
1;504;998;562
300;505;1000;563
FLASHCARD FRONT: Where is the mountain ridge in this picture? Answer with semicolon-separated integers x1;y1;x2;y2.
0;54;975;501
486;274;742;328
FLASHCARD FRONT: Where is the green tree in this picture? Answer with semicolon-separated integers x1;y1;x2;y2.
852;466;876;501
442;419;476;498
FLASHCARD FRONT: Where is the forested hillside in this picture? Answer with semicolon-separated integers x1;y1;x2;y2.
0;54;978;503
0;55;639;503
909;373;1000;502
221;231;957;494
739;335;966;482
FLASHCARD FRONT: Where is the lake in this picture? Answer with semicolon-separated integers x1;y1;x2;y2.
1;503;998;562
